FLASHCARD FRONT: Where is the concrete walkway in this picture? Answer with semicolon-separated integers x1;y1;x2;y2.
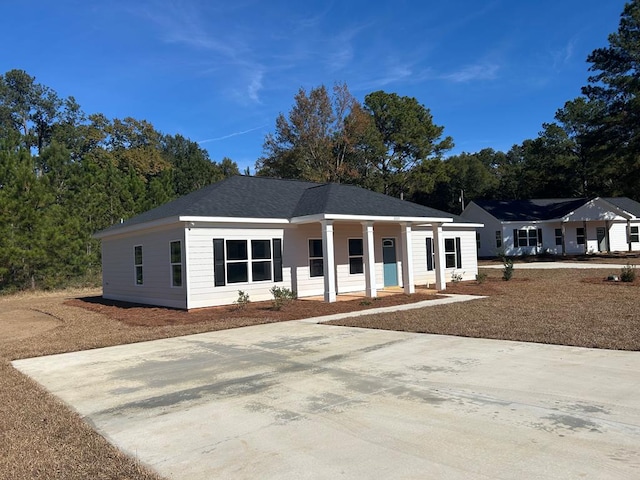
13;321;640;480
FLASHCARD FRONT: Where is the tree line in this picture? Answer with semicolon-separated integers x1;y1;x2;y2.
0;70;240;291
1;0;638;292
256;0;640;212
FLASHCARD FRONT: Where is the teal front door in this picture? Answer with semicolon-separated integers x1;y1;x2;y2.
382;238;398;287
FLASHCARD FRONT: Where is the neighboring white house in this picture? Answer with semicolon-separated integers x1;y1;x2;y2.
461;197;640;258
95;176;483;309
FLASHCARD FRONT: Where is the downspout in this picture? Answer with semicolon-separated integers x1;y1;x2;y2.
628;219;632;252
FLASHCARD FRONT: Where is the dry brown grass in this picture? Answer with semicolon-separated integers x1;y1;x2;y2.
329;268;640;350
1;267;639;479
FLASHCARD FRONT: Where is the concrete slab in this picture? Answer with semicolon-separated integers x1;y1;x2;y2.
13;322;640;480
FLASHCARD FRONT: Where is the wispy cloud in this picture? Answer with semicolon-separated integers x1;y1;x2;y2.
198;125;267;144
131;1;265;103
441;62;500;83
551;38;576;69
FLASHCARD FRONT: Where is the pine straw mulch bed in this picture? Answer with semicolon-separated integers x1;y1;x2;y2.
64;291;442;327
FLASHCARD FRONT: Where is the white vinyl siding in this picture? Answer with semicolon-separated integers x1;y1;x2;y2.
101;225;187;309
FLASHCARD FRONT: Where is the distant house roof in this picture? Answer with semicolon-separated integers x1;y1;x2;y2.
471;198;588;221
471;197;640;222
603;197;640;218
97;176;469;236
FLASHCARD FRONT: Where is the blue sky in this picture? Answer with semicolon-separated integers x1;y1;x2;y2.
1;1;627;172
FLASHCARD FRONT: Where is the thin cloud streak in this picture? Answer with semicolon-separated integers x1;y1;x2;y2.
198;125;268;144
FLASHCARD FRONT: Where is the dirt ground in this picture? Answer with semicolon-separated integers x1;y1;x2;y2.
1;265;639;480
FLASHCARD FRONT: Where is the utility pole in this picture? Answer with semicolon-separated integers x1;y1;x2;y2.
459;189;465;213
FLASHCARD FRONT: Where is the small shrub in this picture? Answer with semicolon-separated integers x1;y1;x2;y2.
502;257;514;281
476;271;488;284
270;285;297;310
359;300;372;306
234;290;250;309
451;270;464;282
620;264;636;283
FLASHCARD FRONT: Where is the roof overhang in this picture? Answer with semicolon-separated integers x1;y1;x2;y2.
290;213;454;225
94;215;291;239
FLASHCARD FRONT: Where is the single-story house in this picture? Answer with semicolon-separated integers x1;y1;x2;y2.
461;197;640;258
95;176;483;309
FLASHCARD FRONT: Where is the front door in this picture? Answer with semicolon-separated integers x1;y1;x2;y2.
597;227;607;252
382;238;398;287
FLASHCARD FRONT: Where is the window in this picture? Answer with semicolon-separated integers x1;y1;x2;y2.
226;240;248;283
576;227;585;245
514;229;540;247
495;231;502;248
134;245;143;285
309;239;323;277
426;238;435;271
630;226;639;243
251;240;272;282
444;237;462;269
348;238;364;274
555;229;563;246
212;238;282;286
170;241;182;287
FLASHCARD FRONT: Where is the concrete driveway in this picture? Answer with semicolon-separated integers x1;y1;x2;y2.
13;321;640;480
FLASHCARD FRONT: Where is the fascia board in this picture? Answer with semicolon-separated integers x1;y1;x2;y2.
290;213;454;224
93;216;182;239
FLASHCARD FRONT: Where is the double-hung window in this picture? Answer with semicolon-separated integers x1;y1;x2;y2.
629;226;639;243
348;239;364;274
170;241;182;287
495;231;502;248
444;238;462;269
309;239;324;277
134;245;143;285
576;227;585;245
213;238;282;286
555;229;563;246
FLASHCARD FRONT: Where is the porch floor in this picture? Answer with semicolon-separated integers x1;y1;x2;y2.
301;286;438;302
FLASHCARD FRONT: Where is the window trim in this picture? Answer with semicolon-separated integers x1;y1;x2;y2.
170;240;183;287
134;245;143;286
348;238;364;275
309;238;324;278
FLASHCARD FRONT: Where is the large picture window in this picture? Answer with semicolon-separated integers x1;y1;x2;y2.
348;238;364;274
170;241;182;287
134;245;143;285
309;239;323;277
514;229;540;247
213;238;282;286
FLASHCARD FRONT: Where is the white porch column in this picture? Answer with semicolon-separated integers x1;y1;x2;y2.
362;221;377;298
401;222;415;294
432;223;446;291
321;220;336;302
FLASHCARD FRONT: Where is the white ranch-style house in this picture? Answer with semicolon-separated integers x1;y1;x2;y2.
462;197;640;258
95;176;483;309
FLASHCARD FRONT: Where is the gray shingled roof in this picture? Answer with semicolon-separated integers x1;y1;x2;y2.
98;176;465;235
472;198;589;221
473;197;640;221
603;197;640;217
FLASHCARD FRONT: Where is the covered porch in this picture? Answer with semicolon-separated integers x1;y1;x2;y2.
290;215;453;303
